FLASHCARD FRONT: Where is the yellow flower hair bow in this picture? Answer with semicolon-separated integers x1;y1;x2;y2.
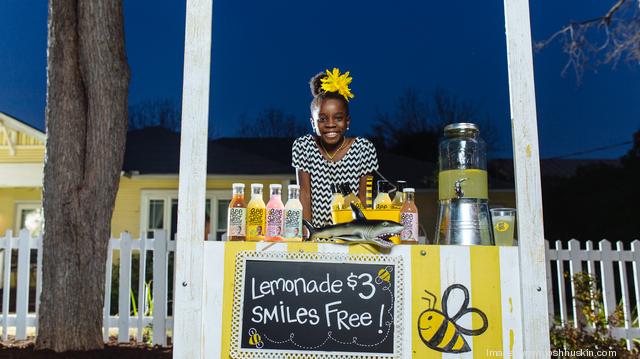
320;68;355;102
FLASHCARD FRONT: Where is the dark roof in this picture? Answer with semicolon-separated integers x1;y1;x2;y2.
123;127;619;189
123;127;294;175
122;128;438;187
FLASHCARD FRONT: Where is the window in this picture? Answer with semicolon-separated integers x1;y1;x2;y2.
14;202;42;237
140;190;231;241
215;199;231;241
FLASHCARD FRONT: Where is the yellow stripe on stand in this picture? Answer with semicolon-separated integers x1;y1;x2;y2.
470;246;503;359
412;245;442;359
348;244;384;255
220;241;257;359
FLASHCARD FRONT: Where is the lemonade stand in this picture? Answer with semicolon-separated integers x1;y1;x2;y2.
171;0;549;358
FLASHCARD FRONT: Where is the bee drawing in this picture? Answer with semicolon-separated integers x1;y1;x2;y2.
247;328;264;349
417;284;488;353
375;266;393;285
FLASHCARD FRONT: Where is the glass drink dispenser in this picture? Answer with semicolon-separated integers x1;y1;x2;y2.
435;123;494;245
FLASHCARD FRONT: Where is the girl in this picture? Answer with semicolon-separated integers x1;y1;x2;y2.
292;68;379;227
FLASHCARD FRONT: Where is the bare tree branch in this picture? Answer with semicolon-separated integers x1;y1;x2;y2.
236;108;307;137
370;88;501;162
536;0;639;82
129;99;181;131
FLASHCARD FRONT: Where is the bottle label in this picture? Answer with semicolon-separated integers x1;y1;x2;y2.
227;207;246;236
283;208;302;239
247;207;265;237
375;203;391;210
400;212;419;241
266;208;284;237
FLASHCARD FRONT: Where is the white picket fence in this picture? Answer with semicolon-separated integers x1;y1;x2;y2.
546;239;640;348
0;229;175;346
1;232;639;347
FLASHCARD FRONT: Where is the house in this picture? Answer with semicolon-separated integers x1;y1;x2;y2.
117;127;295;240
0;112;45;237
0;115;295;240
5;112;615;242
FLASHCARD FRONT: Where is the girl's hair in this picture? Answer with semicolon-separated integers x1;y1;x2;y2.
309;72;350;117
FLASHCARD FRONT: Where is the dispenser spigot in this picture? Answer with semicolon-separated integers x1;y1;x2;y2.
454;178;468;199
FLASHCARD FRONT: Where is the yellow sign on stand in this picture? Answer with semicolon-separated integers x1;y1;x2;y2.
203;242;523;359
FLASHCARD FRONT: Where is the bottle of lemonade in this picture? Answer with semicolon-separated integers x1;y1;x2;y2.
374;180;392;209
246;183;266;241
227;183;246;241
400;188;419;244
330;184;344;223
391;180;407;209
340;183;363;209
283;184;303;241
265;184;284;241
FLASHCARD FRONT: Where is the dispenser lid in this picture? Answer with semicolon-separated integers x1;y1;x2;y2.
444;122;479;134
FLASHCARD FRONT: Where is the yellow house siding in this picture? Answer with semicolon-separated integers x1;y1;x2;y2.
0;147;45;163
0;187;42;235
16;132;44;146
111;176;295;238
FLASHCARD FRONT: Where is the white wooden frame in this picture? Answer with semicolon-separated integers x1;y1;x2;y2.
173;0;213;356
173;0;550;357
502;0;550;355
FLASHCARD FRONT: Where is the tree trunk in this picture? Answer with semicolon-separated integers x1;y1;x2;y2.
36;0;129;352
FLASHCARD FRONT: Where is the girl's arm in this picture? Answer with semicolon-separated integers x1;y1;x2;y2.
297;169;312;223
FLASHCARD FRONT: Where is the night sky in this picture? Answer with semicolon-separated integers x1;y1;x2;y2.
1;0;638;159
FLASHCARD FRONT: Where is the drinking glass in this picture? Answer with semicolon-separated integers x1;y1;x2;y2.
490;208;516;246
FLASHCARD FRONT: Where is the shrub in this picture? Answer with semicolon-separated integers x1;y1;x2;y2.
549;272;637;358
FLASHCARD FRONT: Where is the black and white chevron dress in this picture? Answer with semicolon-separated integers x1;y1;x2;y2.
292;134;379;227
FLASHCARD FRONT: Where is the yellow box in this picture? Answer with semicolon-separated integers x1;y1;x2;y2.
333;208;400;224
333;209;402;244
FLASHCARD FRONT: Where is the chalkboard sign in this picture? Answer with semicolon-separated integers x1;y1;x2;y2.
230;251;404;359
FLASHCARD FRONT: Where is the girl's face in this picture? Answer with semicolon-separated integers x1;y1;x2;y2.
311;98;350;146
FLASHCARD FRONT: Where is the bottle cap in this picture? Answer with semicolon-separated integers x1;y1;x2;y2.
232;183;245;188
251;183;263;189
444;123;479;135
403;187;415;193
288;184;300;190
269;184;282;189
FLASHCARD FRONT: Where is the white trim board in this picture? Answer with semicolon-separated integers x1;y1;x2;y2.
0;164;44;187
173;0;213;357
0;113;45;142
503;0;550;356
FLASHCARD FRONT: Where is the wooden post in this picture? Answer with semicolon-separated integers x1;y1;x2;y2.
503;0;551;356
173;0;213;357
